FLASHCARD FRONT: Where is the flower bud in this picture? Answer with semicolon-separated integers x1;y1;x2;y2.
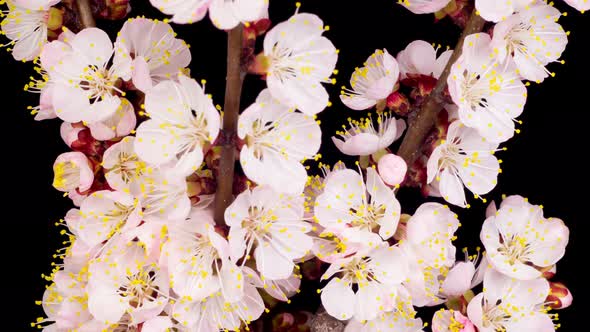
547;282;573;310
377;153;407;186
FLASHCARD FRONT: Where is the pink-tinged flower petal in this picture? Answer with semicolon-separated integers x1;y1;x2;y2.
70;28;113;67
440;262;475;297
59;122;84;148
354;282;382;322
377;153;407;186
254;240;295;280
332;133;380;156
321;279;355;321
131;56;153;92
53;152;94;193
88;98;136;141
399;0;452;14
397;40;437;77
141;316;174;332
439;168;467;207
219;260;244;302
87;285;127;324
563;0;590;11
149;0;211;24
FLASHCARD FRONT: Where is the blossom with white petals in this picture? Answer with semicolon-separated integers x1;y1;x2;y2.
332;112;406;156
398;0;452;14
87;98;136;141
427;121;500;208
149;0;267;27
130;170;191;222
242;266;301;302
172;280;265;331
397;40;453;79
448;33;527;143
315;167;401;245
467;269;555;332
52;151;94;199
320;244;409;321
399;203;460;306
40;28;131;124
340;49;399;110
238;89;321;194
135;74;220;177
163;207;244;302
491;4;567;83
481;195;569;280
225;186;313;281
475;0;535;23
70;190;142;251
114;17;191;93
262;13;338;115
432;309;476;332
0;0;60;61
102;136;148;192
87;243;169;325
564;0;590;12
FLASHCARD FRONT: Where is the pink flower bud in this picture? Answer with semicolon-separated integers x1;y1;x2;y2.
377;153;407;186
547;282;573;309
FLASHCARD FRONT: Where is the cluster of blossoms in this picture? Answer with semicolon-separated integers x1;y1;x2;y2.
1;0;580;331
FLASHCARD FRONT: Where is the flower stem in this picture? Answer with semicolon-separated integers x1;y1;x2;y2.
75;0;96;28
397;10;485;165
214;25;245;225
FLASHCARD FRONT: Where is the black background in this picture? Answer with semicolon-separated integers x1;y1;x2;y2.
2;0;588;330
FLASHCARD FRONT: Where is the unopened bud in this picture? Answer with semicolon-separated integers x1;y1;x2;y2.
547;282;573;309
386;91;411;116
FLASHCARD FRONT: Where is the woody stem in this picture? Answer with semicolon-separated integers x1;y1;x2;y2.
75;0;96;28
214;25;245;225
397;10;485;165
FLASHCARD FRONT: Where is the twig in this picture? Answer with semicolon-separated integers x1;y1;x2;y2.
397;10;485;165
214;25;245;225
75;0;96;28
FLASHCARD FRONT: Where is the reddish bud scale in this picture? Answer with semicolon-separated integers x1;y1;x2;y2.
386;91;411;116
301;258;323;281
434;0;474;29
92;0;131;20
272;311;313;332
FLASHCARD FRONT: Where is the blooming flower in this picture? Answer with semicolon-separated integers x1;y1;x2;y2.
491;3;567;83
225;185;313;280
135;74;220;177
171;280;265;331
475;0;535;23
481;195;569;280
332;112;406;156
69;190;142;251
87;243;170;325
52;151;94;202
163;207;244;302
344;310;424;332
242;265;301;302
41;27;131;123
87;97;136;140
238;89;321;194
397;40;453;79
467;269;555;332
398;0;452;14
340;49;399;111
315;167;402;245
432;309;476;332
149;0;267;27
0;0;60;61
426;121;500;207
399;202;460;306
130;170;191;222
448;33;527;143
114;17;191;93
101;136;148;192
261;13;338;115
320;244;409;321
563;0;590;12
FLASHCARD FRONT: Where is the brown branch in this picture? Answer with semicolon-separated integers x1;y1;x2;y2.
75;0;96;28
214;25;245;225
397;10;485;165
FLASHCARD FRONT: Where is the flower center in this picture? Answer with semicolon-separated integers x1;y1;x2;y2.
111;151;146;184
53;161;80;191
349;203;386;231
118;267;161;308
497;235;530;265
80;66;121;101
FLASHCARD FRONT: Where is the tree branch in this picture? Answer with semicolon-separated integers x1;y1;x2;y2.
75;0;96;28
397;10;485;165
214;25;245;225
